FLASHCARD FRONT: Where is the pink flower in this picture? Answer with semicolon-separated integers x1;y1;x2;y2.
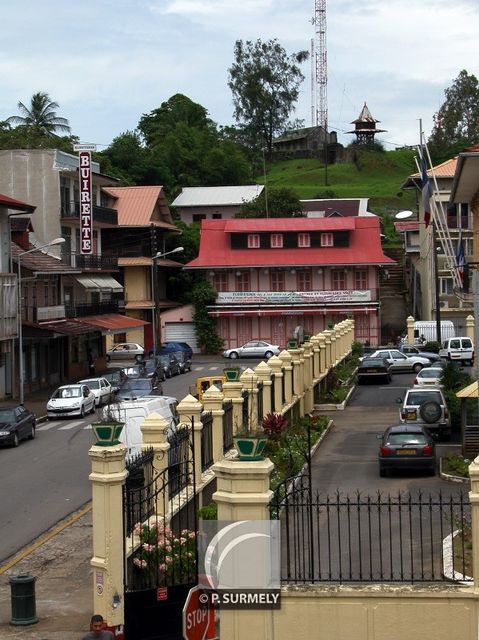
165;545;172;553
159;563;167;572
133;558;147;569
133;523;142;536
165;556;173;564
188;532;196;539
180;537;187;544
142;543;154;552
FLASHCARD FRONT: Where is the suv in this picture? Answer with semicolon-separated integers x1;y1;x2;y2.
398;387;450;440
438;337;474;366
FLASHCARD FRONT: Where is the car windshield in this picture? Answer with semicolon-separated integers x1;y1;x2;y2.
361;359;386;366
52;387;81;398
129;379;151;390
124;366;143;376
387;433;428;445
419;370;441;379
406;391;442;404
0;409;15;422
83;380;100;389
104;372;121;383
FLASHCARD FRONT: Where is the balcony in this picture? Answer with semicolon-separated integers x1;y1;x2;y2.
60;200;118;225
22;305;66;323
65;299;123;318
68;253;119;271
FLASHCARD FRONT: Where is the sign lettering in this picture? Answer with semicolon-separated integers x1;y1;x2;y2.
79;151;93;255
217;290;371;305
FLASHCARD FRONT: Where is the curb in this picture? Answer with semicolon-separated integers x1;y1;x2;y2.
438;457;469;484
314;385;356;411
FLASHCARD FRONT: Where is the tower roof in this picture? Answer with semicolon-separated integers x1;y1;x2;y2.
351;102;380;125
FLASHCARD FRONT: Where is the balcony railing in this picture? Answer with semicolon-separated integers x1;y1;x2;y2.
60;200;118;225
65;300;122;318
66;253;119;271
0;273;17;340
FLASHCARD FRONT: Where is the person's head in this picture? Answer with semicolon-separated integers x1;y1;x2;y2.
90;614;105;635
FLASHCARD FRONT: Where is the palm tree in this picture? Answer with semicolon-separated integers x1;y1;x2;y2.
6;91;71;135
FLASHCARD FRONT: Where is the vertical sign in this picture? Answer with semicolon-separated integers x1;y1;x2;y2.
79;151;92;254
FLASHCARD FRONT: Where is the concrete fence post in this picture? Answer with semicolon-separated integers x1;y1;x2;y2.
279;349;293;407
322;330;332;369
202;384;225;464
177;394;203;491
468;458;479;587
266;355;284;412
89;443;128;629
240;368;259;430
222;381;244;435
254;360;273;418
212;457;274;640
317;333;327;375
310;335;320;380
466;315;475;342
302;341;314;414
407;315;415;345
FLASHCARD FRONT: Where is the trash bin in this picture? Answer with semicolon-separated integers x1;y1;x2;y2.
9;575;38;625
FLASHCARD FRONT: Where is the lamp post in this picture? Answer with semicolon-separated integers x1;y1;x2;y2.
150;246;184;355
17;237;65;404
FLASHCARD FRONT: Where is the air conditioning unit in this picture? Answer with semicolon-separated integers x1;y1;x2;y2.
440;301;449;309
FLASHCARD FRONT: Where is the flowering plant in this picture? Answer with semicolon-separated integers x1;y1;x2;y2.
132;522;197;585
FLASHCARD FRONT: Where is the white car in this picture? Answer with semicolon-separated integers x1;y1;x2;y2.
47;384;96;419
413;367;444;387
79;377;113;407
370;349;431;373
106;342;144;362
223;341;281;360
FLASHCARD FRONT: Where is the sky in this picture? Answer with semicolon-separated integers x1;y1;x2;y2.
1;0;478;152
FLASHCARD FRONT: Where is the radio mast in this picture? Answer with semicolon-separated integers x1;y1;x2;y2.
311;0;327;132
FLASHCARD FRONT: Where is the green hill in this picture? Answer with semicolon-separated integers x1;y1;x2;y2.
258;148;418;217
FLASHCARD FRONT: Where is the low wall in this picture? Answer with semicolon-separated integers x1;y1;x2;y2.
274;585;477;640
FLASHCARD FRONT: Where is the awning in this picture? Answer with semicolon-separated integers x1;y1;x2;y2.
456;381;478;399
79;313;149;335
74;274;123;292
36;319;100;335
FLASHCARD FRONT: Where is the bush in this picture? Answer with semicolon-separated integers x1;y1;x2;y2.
198;502;218;520
442;454;470;478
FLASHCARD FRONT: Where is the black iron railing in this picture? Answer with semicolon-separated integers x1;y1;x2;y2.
270;374;276;412
257;381;264;424
168;425;192;499
223;400;234;453
65;300;120;318
61;200;118;225
270;479;472;584
242;390;249;426
200;411;213;471
73;253;118;270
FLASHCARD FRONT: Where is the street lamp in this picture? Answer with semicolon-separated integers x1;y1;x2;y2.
151;246;184;355
17;237;65;404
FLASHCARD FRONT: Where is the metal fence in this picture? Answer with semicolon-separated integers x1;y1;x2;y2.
223;400;234;453
271;374;276;412
257;382;264;424
124;448;155;537
168;425;192;499
271;477;472;584
201;411;213;471
242;389;249;426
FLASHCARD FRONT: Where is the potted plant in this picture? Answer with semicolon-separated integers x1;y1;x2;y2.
223;366;242;382
233;426;269;461
91;403;125;446
287;338;298;349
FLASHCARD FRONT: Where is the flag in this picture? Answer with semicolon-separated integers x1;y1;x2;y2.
420;156;433;228
456;230;465;284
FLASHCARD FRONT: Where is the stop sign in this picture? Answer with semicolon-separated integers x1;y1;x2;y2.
182;585;214;640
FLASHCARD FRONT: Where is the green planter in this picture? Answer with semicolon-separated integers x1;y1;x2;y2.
91;421;125;446
223;367;242;381
287;339;298;349
233;433;269;461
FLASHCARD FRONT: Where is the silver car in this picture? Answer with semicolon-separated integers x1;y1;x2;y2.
223;340;281;360
106;342;144;362
79;377;113;407
371;349;431;373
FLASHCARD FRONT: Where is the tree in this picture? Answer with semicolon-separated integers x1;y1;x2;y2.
6;91;71;136
429;70;479;159
236;186;304;218
228;39;308;157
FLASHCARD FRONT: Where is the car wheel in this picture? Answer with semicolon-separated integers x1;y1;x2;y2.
419;400;442;424
264;351;273;359
80;405;86;418
229;352;239;359
29;425;36;440
12;432;19;447
413;363;423;373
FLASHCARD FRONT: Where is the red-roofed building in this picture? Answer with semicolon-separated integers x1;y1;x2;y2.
186;216;394;347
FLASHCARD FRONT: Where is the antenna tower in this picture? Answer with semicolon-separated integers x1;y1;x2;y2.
311;0;327;132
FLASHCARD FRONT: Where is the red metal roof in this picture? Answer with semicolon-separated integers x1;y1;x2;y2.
36;319;98;335
102;186;177;230
79;314;149;332
0;193;35;212
186;218;394;268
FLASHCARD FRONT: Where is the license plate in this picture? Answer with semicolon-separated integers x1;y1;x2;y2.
397;449;416;455
366;369;377;373
406;410;417;420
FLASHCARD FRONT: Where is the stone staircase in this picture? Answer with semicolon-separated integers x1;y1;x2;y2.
380;247;410;344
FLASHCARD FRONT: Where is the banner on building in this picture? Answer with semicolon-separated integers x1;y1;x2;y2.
78;150;93;255
217;290;372;305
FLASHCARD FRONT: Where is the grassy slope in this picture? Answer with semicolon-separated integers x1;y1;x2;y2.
258;148;418;217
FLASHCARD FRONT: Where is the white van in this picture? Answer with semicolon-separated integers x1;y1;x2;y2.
103;396;178;458
439;337;474;366
413;321;455;344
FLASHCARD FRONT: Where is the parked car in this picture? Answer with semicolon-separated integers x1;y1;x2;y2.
377;424;436;477
117;377;160;401
399;344;442;364
223;340;281;360
413;367;445;387
78;377;113;407
122;364;146;379
140;357;166;383
47;384;96;418
158;353;181;378
175;351;192;373
0;405;36;447
101;368;127;393
438;336;474;366
370;348;431;373
357;357;392;384
398;387;450;439
152;342;193;359
106;342;144;362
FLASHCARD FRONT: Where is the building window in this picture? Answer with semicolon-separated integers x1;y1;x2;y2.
213;272;228;292
235;271;250;292
44;281;49;306
247;234;260;248
212;213;222;219
270;271;285;291
440;278;453;295
60;177;71;216
271;234;283;248
298;233;310;247
321;233;333;247
192;214;206;223
354;270;368;290
447;203;470;230
464;237;473;257
297;270;312;291
331;270;346;290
